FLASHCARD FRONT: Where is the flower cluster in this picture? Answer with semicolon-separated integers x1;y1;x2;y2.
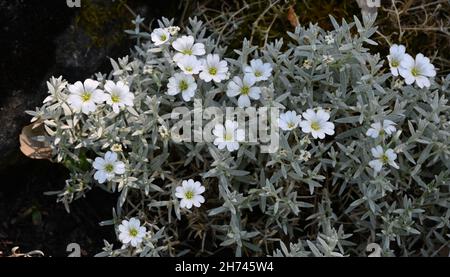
279;109;335;139
161;34;229;101
387;44;436;88
366;119;399;174
67;79;134;115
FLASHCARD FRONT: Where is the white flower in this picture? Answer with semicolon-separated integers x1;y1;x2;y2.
387;44;406;76
324;34;334;45
167;72;197;101
322;55;334;64
143;65;153;75
158;125;170;140
213;120;245;152
244;59;272;82
177;56;202;75
368;146;399;173
399;53;436;88
278;111;302;131
299;150;311;162
118;218;147;247
393;78;404;89
199;54;229;82
302;59;313;69
67;79;105;115
226;75;261;108
366;120;396;138
111;144;123;152
93;151;125;184
166;26;180;36
151;28;170;46
299;109;335;139
172;35;205;62
175;179;205;209
104;81;135;113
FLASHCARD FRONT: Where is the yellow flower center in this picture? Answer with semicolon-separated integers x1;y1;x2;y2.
179;80;189;91
129;228;138;237
160;34;167;41
111;94;120;103
411;67;420;77
391;60;399;67
381;154;389;164
182;49;193;55
311;121;321;131
255;71;262;77
241;86;250;95
105;163;114;172
81;92;91;102
287;122;295;129
224;133;233;141
185;66;193;72
208;67;217;75
185;191;194;200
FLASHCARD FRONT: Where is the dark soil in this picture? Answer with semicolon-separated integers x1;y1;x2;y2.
0;0;181;257
0;157;116;257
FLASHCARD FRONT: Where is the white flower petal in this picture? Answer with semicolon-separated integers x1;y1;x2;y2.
104;151;117;163
369;160;383;172
94;171;107;184
366;128;378;138
114;161;125;174
93;157;105;170
371;146;384;158
83;79;99;92
237;95;251;108
68;81;84;95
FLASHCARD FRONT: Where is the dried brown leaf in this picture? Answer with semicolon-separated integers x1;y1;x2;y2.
287;5;299;28
19;121;52;160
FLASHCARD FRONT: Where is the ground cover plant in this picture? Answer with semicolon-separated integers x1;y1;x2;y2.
27;8;450;257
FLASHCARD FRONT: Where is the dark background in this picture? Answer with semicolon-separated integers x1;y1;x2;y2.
0;0;180;257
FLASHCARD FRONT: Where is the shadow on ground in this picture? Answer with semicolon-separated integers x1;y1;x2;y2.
0;0;180;256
